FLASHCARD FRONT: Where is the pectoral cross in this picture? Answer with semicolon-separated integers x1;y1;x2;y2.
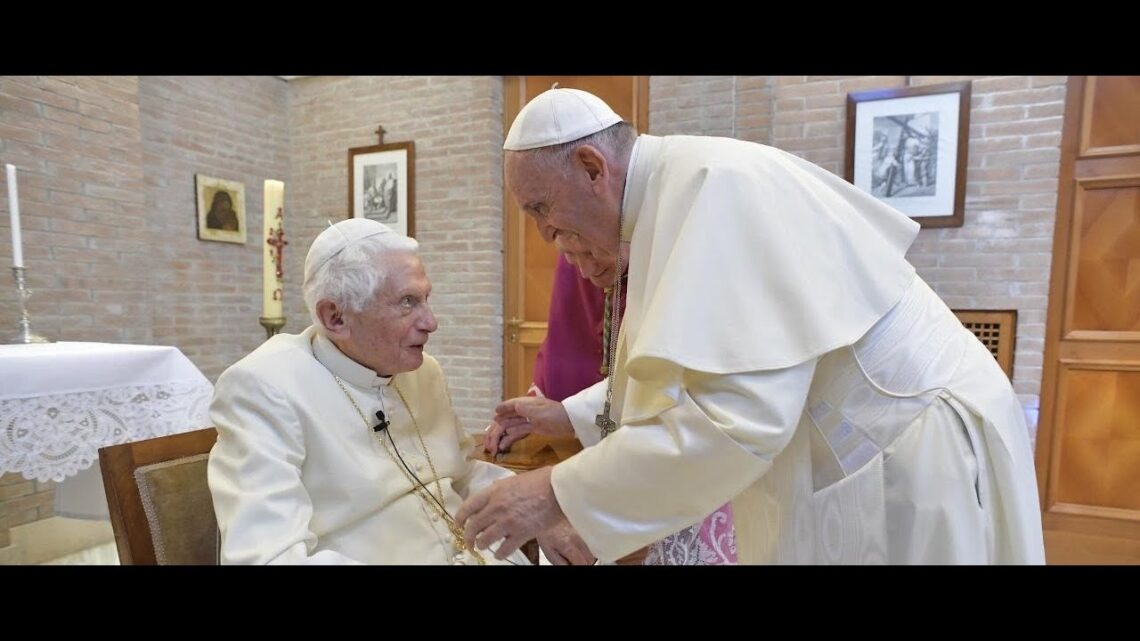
595;401;617;438
266;223;288;279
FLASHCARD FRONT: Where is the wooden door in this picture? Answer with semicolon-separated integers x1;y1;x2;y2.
1035;76;1140;564
502;76;649;400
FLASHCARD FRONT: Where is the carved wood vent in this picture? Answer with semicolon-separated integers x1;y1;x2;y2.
952;309;1017;379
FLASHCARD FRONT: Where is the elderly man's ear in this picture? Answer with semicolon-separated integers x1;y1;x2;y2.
316;299;350;339
573;144;606;182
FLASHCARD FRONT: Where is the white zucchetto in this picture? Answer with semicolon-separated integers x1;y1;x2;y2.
503;88;624;151
304;218;394;284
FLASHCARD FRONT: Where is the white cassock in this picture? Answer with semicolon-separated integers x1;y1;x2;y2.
208;326;529;565
552;134;1045;564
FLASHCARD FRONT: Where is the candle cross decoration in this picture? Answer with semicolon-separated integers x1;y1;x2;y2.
258;181;286;340
267;224;288;279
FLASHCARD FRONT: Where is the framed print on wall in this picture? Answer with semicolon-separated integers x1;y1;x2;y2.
845;81;971;228
196;174;247;244
348;141;415;237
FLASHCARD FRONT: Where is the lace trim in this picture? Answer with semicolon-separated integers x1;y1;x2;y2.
0;379;213;482
644;505;738;565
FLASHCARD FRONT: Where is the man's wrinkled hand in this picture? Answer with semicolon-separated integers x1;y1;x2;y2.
536;515;595;565
456;466;562;560
483;396;574;455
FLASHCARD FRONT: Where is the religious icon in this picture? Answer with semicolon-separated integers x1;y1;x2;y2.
196;174;247;244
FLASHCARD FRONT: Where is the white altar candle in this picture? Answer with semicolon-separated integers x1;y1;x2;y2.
6;164;23;268
262;180;285;318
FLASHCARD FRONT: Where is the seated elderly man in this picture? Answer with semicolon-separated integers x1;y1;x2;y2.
207;218;537;565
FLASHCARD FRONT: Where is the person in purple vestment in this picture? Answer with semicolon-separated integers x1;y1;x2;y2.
531;254;615;403
487;241;737;565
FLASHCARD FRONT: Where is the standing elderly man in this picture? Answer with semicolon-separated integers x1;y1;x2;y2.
487;248;738;565
457;87;1045;564
208;218;538;565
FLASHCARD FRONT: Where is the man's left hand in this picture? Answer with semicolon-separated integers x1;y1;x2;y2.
536;515;595;565
456;466;561;560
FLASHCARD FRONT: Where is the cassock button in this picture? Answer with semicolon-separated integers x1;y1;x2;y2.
414;463;424;473
453;553;466;565
430;513;440;522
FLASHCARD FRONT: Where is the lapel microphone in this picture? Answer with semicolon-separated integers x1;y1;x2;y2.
373;410;390;433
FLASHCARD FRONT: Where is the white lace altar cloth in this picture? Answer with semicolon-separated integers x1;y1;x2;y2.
0;342;213;483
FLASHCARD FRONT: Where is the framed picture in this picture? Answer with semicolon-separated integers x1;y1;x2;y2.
348;141;415;237
845;81;971;228
195;174;247;244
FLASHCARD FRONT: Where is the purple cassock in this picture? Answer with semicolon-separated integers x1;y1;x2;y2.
532;255;737;565
533;255;625;402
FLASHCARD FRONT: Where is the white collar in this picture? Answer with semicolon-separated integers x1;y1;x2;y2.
311;330;394;390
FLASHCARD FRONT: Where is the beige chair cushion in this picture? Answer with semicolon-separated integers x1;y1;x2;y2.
134;454;218;565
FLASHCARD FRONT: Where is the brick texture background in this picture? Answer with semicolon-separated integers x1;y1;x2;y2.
651;76;1066;441
1;75;1065;534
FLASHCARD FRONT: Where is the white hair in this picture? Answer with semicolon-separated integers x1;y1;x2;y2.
302;232;420;329
521;121;638;176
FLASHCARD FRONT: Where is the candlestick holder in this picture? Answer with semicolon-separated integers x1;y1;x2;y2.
258;316;286;340
8;266;53;344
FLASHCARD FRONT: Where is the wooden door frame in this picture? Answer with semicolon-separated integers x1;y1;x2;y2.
500;76;649;400
1034;76;1140;561
1034;75;1082;509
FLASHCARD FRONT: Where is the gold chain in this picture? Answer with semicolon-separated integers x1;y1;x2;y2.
333;375;486;565
596;210;625;438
